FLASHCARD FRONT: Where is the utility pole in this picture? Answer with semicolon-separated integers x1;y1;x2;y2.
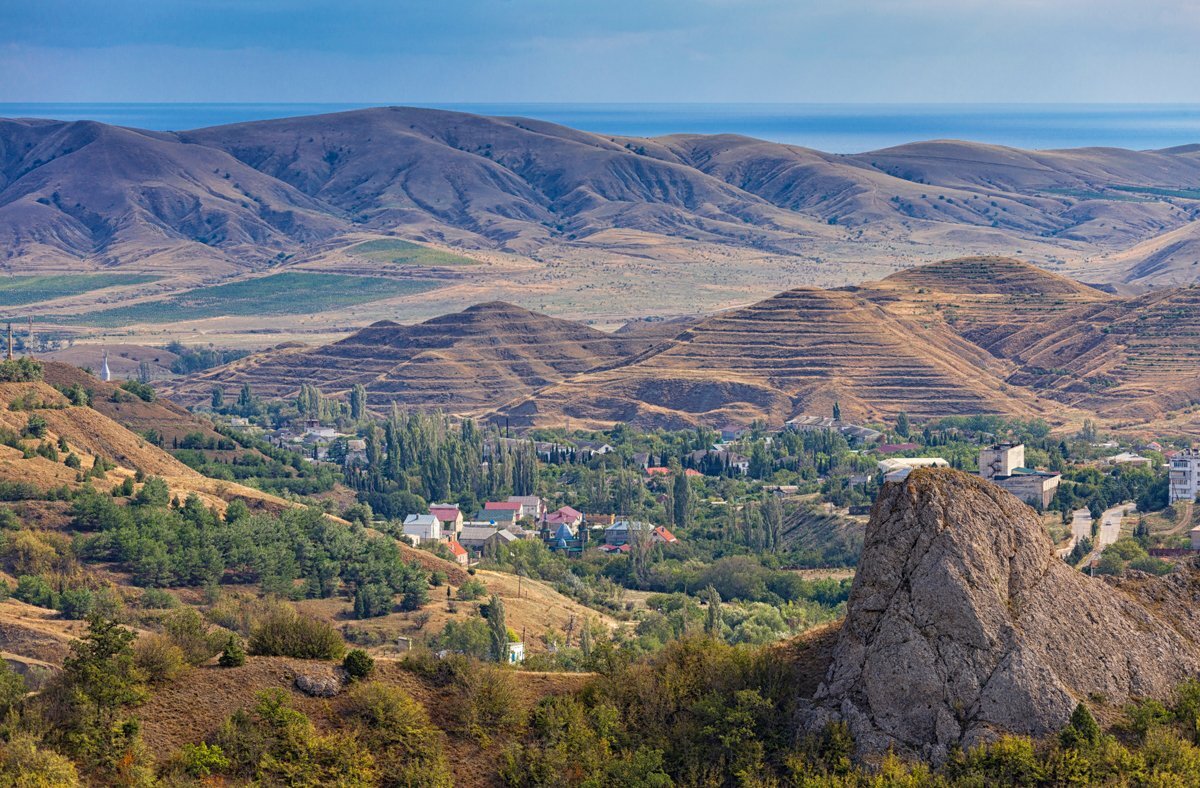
5;323;12;361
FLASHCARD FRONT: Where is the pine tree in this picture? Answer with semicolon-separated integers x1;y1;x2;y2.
211;386;223;410
350;384;367;420
486;595;508;662
673;465;692;529
833;401;842;422
703;585;722;638
896;411;910;439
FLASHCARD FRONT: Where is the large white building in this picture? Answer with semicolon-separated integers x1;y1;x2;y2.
1170;449;1200;504
978;443;1061;509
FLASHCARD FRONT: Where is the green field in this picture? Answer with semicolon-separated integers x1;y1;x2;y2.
347;238;479;266
0;274;160;307
51;272;441;327
1109;184;1200;200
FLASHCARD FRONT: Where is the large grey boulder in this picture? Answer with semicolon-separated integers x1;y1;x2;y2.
805;468;1200;763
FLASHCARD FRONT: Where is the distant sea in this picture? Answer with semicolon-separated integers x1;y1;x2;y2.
3;103;1200;153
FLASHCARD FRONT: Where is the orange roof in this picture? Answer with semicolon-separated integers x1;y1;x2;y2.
447;540;468;557
653;525;679;543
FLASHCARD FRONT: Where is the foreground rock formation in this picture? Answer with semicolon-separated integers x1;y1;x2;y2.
805;468;1200;762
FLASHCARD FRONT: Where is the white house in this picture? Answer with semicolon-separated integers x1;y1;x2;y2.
402;514;441;543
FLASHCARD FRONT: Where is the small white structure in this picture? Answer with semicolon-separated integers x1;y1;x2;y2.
506;641;525;665
1171;449;1200;504
878;457;949;482
100;351;112;382
1105;452;1153;467
402;514;441;543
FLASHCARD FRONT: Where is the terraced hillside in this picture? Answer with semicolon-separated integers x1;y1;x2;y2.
850;256;1114;353
164;301;661;414
496;286;1056;429
989;286;1200;420
850;257;1200;422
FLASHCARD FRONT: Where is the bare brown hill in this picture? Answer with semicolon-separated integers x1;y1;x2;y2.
989;286;1200;420
804;468;1200;762
5;108;1200;287
850;258;1200;423
164;301;661;413
850;256;1113;354
496;285;1058;429
0;118;346;275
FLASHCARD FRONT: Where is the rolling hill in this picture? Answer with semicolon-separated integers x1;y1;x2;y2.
162;301;662;413
851;257;1200;422
167;256;1197;431
3;107;1200;292
495;284;1058;428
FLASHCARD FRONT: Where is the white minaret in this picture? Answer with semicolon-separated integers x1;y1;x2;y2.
100;350;111;382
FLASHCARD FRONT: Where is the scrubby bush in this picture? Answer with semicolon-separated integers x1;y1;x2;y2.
138;588;179;609
249;605;345;660
457;578;487;601
177;742;230;778
344;682;452;787
343;649;375;680
134;633;189;683
0;735;80;787
163;608;225;665
22;414;47;439
212;689;376;785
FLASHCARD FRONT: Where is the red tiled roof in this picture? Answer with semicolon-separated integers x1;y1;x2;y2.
484;501;522;511
646;467;671;475
430;505;461;519
879;443;919;454
447;540;468;557
653;525;679;543
555;505;582;518
684;469;702;477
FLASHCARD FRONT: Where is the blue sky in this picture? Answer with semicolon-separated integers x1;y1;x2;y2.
1;0;1198;103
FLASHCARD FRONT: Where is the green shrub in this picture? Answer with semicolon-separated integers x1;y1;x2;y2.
0;358;44;382
343;649;375;680
219;635;247;668
163;608;226;665
177;742;230;778
134;633;189;684
13;574;58;609
138;588;179;609
0;735;79;787
57;587;94;620
249;605;345;660
119;380;156;403
22;414;47;439
344;682;452;787
457;578;487;601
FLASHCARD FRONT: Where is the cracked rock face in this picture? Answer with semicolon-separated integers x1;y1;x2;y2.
805;468;1200;763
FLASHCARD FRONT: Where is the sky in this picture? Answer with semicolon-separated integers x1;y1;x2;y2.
1;0;1199;104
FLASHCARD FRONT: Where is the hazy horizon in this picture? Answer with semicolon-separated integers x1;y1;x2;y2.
5;102;1200;153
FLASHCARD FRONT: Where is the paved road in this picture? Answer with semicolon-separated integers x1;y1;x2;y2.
1095;504;1129;550
1057;509;1094;559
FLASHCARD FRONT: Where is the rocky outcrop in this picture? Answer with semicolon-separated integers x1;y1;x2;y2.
295;670;345;698
805;468;1200;763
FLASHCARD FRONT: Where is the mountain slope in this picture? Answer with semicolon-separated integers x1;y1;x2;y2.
163;301;662;413
496;285;1056;429
4;108;1200;286
0;118;348;275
